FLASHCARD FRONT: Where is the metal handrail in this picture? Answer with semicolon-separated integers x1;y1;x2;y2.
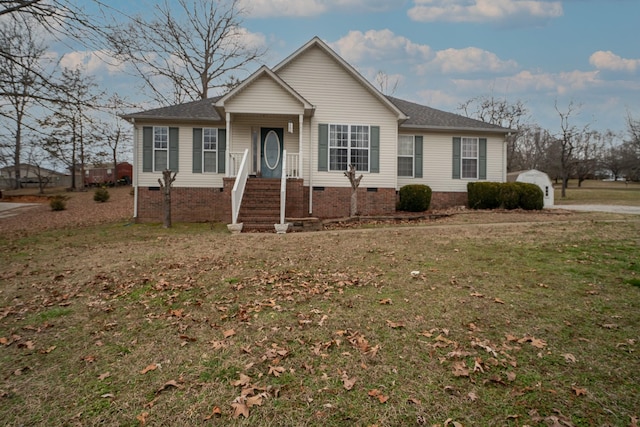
231;149;249;224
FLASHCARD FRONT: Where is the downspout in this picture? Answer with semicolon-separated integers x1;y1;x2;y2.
225;112;231;177
503;133;510;182
308;116;313;215
132;118;138;219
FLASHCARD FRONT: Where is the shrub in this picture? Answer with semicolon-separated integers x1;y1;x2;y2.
49;195;69;211
94;187;110;203
499;182;521;210
468;182;544;211
517;182;544;210
467;182;501;209
398;184;432;212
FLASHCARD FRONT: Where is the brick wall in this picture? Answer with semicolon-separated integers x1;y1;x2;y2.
311;187;396;218
429;191;468;210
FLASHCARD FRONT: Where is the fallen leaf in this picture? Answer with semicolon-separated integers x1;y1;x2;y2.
268;365;286;377
223;329;236;338
140;363;158;374
246;394;264;407
452;361;470;377
203;406;222;420
494;298;505;304
136;411;149;425
386;320;405;329
630;416;638;427
470;292;484;298
0;337;8;345
368;389;389;403
101;393;114;398
407;397;421;405
506;372;516;382
82;355;97;363
342;374;357;390
98;372;111;381
157;380;183;394
572;386;587;396
40;346;56;354
379;298;392;305
467;391;478;401
562;353;576;363
231;373;252;387
530;337;547;349
231;402;249;419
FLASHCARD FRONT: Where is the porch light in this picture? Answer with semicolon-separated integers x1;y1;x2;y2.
288;120;294;133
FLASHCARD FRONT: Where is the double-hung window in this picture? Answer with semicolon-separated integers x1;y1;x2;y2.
461;137;478;179
329;124;369;172
203;128;217;173
153;127;168;171
398;135;415;177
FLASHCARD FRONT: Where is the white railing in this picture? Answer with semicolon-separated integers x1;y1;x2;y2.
231;149;249;224
280;150;287;225
229;152;245;177
286;152;300;178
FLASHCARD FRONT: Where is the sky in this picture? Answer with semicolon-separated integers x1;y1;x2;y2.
59;0;640;136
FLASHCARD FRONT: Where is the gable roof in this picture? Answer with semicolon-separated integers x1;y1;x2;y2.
215;65;314;114
387;96;512;133
122;97;223;122
273;36;408;122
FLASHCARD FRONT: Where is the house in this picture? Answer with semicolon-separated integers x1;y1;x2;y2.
0;163;69;189
123;37;511;231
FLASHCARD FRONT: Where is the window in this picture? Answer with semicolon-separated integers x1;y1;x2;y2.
461;137;478;179
153;127;168;171
203;128;217;173
398;135;414;177
329;124;369;171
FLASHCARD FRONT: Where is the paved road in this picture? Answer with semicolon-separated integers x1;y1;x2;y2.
0;202;40;219
549;204;640;215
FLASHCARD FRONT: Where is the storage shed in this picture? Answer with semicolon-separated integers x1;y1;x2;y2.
516;169;554;208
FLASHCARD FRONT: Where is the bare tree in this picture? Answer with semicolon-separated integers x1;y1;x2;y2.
554;101;587;197
41;67;101;190
99;94;133;185
344;164;363;217
107;0;265;105
375;71;399;96
573;130;604;187
458;95;528;172
0;15;52;188
158;169;177;228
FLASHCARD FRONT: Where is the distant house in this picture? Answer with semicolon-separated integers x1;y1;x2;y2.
0;164;69;189
123;37;512;230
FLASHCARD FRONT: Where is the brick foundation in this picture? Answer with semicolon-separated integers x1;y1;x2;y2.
310;187;396;218
429;191;468;210
136;183;469;223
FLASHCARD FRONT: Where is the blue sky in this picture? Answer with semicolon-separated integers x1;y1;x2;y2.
63;0;639;136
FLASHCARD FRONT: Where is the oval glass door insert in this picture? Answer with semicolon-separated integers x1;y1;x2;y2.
264;130;281;170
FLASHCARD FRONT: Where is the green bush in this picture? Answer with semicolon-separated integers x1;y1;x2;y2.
467;182;501;209
468;182;543;210
398;184;432;212
499;182;521;210
94;187;110;203
516;182;544;210
49;195;69;211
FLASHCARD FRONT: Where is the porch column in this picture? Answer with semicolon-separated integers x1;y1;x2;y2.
225;112;231;177
298;114;303;177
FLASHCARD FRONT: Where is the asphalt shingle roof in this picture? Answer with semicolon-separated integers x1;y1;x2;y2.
122;96;223;122
387;96;511;133
122;94;511;134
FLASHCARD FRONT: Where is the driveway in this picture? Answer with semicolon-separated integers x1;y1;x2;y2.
0;202;41;219
549;204;640;215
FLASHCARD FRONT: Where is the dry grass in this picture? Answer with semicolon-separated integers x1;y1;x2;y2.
555;179;640;206
1;213;639;426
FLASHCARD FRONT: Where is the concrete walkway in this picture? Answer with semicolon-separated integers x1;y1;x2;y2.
549;204;640;215
0;202;41;219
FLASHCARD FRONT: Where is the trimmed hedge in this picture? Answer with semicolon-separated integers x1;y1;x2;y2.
468;182;543;210
398;184;432;212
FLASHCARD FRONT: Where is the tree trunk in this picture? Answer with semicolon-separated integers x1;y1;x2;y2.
158;170;177;228
344;164;363;217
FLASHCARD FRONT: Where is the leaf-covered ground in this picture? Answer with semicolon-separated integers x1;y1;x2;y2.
0;208;639;426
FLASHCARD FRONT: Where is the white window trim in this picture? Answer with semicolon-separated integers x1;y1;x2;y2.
328;123;370;172
202;128;218;174
461;136;479;180
398;135;415;178
153;126;168;172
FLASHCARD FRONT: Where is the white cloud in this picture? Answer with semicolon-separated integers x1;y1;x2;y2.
59;50;125;75
408;0;563;23
330;29;432;64
453;69;601;95
589;51;640;73
240;0;404;18
426;47;518;74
